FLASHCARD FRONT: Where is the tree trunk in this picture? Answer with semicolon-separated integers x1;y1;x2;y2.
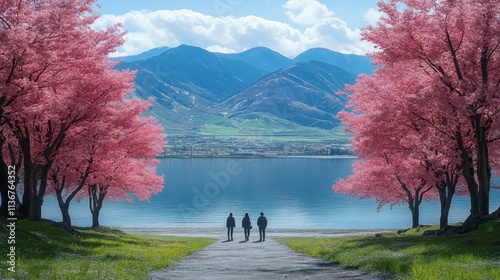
21;161;36;220
438;174;458;231
476;121;490;217
54;172;88;230
438;186;453;230
406;190;419;229
14;121;69;221
0;107;7;218
0;135;8;218
456;129;480;219
411;204;419;229
398;178;422;229
409;183;432;229
33;163;53;221
89;185;106;227
0;141;22;218
477;44;492;218
0;163;8;218
438;185;447;230
92;207;100;227
18;132;41;220
407;193;419;228
56;189;71;229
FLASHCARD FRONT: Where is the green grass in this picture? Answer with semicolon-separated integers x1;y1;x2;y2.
0;219;216;279
277;222;500;280
193;113;349;141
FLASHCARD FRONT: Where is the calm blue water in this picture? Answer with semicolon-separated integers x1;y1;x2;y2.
41;157;500;229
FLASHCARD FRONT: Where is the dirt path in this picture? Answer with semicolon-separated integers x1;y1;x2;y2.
146;232;383;280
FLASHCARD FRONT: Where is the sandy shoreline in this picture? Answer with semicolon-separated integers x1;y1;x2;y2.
117;227;392;238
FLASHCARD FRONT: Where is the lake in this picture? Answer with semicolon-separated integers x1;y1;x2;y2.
42;157;500;229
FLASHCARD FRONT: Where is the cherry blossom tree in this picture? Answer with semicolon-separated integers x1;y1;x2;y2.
85;103;164;227
0;0;43;217
336;57;468;229
362;0;500;219
47;98;164;229
87;158;164;227
49;132;94;229
0;0;137;220
336;0;499;230
336;157;435;228
333;70;437;228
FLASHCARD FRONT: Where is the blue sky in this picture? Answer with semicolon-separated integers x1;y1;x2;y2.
94;0;381;57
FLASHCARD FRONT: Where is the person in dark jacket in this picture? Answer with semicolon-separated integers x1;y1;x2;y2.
257;212;268;241
226;213;236;241
242;213;252;241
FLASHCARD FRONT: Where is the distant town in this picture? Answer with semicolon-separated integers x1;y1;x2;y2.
161;136;353;157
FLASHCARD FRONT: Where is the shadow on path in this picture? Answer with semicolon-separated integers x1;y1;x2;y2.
147;237;382;280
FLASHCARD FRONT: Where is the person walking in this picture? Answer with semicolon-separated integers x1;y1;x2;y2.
242;213;252;241
226;213;235;241
257;212;268;241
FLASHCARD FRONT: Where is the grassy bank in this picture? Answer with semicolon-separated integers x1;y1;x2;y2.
278;222;500;280
0;219;216;279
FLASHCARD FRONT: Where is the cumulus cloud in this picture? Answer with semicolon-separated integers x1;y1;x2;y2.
282;0;333;26
94;7;374;58
302;18;372;55
364;8;384;25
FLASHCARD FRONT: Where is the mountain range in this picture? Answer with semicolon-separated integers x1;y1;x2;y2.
115;45;374;137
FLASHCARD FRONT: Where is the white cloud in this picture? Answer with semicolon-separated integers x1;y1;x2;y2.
94;8;374;58
205;45;237;53
364;8;384;25
282;0;333;26
302;18;372;55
